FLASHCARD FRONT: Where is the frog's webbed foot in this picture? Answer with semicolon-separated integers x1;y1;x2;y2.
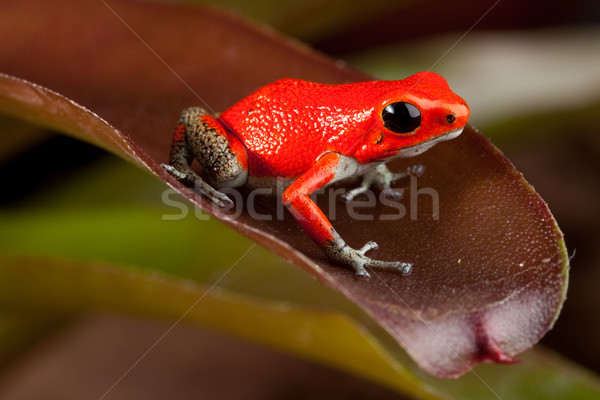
325;236;412;278
342;163;424;202
162;164;234;209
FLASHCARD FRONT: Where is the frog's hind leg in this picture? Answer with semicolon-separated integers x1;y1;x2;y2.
163;107;248;208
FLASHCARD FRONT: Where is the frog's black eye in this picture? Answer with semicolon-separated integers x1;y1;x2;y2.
382;102;421;134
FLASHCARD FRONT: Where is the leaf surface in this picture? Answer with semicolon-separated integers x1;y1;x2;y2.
0;0;568;377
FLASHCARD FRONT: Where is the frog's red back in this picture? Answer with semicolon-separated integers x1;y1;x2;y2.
220;79;383;177
218;74;467;178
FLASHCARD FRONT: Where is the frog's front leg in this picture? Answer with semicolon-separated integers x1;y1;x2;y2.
282;153;412;278
163;107;248;208
342;163;425;202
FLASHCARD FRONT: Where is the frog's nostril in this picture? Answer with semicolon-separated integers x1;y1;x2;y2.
446;114;456;124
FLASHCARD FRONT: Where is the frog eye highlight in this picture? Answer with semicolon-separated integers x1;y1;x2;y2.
382;102;421;134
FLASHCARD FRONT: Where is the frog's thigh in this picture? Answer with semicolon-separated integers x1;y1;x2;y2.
184;109;248;188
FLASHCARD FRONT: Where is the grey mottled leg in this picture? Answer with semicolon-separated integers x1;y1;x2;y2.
163;107;247;208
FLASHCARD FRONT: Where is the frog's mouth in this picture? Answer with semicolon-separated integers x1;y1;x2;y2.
392;127;464;158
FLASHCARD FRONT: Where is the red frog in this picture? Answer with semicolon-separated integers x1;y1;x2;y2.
164;72;469;278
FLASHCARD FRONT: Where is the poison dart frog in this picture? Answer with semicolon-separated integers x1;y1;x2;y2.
163;72;469;278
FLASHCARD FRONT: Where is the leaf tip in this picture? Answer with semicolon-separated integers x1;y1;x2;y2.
475;317;520;365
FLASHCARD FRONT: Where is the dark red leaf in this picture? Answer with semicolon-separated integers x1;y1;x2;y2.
0;0;568;377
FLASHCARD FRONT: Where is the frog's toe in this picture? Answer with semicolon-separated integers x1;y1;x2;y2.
382;188;403;200
211;193;234;209
389;164;425;182
405;164;425;177
366;258;413;275
342;185;369;202
397;262;413;275
162;164;188;181
193;181;234;209
354;268;371;279
358;241;378;254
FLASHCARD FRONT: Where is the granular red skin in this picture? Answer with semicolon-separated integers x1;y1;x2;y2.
219;72;469;179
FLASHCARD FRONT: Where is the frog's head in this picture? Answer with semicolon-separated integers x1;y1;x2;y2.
356;72;469;163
